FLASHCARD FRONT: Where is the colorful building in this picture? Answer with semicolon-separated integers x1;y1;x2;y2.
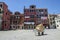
24;5;49;29
0;2;51;30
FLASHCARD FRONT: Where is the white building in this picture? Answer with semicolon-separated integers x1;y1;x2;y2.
48;14;57;29
55;14;60;29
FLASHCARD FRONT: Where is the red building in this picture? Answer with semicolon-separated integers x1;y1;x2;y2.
24;5;36;29
0;2;49;30
0;2;12;30
24;5;49;29
10;12;24;30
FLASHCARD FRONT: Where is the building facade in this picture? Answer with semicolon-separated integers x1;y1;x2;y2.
48;14;57;29
0;2;11;30
36;9;49;28
24;5;36;29
0;2;50;30
24;5;49;29
10;12;24;30
55;14;60;29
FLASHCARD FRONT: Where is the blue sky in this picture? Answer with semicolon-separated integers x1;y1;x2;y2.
0;0;60;14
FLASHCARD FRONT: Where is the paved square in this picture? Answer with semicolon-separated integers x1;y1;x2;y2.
0;29;60;40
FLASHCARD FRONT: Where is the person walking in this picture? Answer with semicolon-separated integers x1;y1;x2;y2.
35;23;45;36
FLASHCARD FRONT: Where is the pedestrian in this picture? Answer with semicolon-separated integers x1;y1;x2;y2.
35;23;45;36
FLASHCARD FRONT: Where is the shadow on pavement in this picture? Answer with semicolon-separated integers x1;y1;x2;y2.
36;34;48;36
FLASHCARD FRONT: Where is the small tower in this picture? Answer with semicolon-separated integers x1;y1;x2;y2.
30;5;36;9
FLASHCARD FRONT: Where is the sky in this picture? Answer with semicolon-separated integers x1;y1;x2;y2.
0;0;60;14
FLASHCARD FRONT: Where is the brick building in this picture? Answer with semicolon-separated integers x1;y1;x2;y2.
0;2;12;30
0;2;50;30
24;5;36;29
10;12;24;30
24;5;49;29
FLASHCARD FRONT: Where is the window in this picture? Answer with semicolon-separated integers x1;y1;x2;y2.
29;20;34;22
57;25;59;27
16;16;20;19
39;10;43;12
51;22;52;25
24;9;29;12
0;9;4;13
30;6;35;8
0;9;1;11
0;9;1;13
17;16;20;19
18;26;20;28
53;18;54;20
13;26;15;28
41;12;44;14
45;9;47;12
30;15;34;18
0;4;2;8
45;14;48;16
13;21;17;24
5;24;6;26
41;14;44;16
37;15;41;18
30;10;34;12
31;6;34;8
6;13;7;15
53;21;55;23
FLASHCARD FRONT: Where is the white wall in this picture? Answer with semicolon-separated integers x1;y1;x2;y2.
55;17;60;29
